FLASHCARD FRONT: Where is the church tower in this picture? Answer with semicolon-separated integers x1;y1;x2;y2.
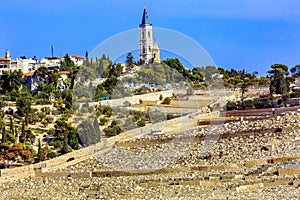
139;7;160;64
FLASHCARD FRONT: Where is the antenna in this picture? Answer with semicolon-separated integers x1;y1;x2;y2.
51;45;54;58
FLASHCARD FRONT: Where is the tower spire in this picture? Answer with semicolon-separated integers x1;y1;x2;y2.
139;6;159;64
140;6;151;26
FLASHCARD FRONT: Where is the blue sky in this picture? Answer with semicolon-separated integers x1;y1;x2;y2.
1;0;300;75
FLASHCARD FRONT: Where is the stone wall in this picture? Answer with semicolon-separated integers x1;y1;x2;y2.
0;142;106;181
278;166;300;176
89;90;174;108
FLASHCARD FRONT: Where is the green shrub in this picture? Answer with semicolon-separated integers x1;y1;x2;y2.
103;126;122;137
41;121;49;128
290;92;300;98
161;97;171;105
49;140;63;150
103;106;113;117
47;149;58;159
243;99;254;109
52;109;60;115
45;116;54;123
226;101;237;111
99;117;109;126
253;98;274;109
137;119;146;127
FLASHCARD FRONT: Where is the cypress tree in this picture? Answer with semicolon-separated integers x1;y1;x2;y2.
10;117;14;135
37;139;43;162
2;126;6;143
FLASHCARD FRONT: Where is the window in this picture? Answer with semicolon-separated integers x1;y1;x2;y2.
142;31;145;39
148;31;151;38
143;46;146;54
149;46;151;52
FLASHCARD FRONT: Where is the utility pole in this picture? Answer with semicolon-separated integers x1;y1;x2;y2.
51;45;54;58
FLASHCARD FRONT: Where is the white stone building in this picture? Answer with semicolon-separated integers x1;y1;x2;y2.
70;55;84;66
0;51;11;75
40;57;61;68
139;8;160;64
16;58;38;73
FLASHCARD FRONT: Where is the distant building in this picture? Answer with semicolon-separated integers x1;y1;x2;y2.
139;7;160;64
0;51;11;75
0;51;84;75
0;58;11;74
24;72;38;91
24;71;71;91
16;57;38;73
40;57;61;69
57;71;71;90
70;55;84;66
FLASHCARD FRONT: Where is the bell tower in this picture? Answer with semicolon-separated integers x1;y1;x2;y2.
139;7;153;64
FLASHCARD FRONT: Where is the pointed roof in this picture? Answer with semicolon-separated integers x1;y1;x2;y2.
140;8;151;27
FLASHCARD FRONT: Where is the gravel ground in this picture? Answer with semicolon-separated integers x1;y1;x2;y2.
1;111;300;199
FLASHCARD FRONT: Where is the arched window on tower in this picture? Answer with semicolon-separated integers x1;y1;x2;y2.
148;31;151;38
142;31;145;39
143;46;146;54
149;46;151;52
154;53;156;58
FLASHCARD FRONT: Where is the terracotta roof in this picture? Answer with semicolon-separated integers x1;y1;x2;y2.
24;72;34;77
71;55;83;59
0;58;10;61
59;71;71;75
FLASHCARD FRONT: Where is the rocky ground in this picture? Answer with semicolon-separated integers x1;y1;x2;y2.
1;111;300;199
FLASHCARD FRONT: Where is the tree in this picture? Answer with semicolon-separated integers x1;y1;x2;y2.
108;64;123;78
16;96;32;125
60;54;75;72
2;70;24;95
77;118;100;146
239;75;251;100
268;64;289;76
20;120;25;143
0;111;5;143
252;71;258;77
162;58;190;79
240;82;249;100
125;52;135;70
268;64;289;95
54;119;79;152
37;139;44;162
159;94;163;101
1;126;6;144
9;117;14;136
103;121;122;137
85;51;89;65
290;64;300;80
191;68;204;83
102;77;118;95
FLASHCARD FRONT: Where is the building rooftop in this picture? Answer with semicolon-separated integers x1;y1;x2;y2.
71;55;83;59
59;71;71;75
0;58;10;61
24;72;34;77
